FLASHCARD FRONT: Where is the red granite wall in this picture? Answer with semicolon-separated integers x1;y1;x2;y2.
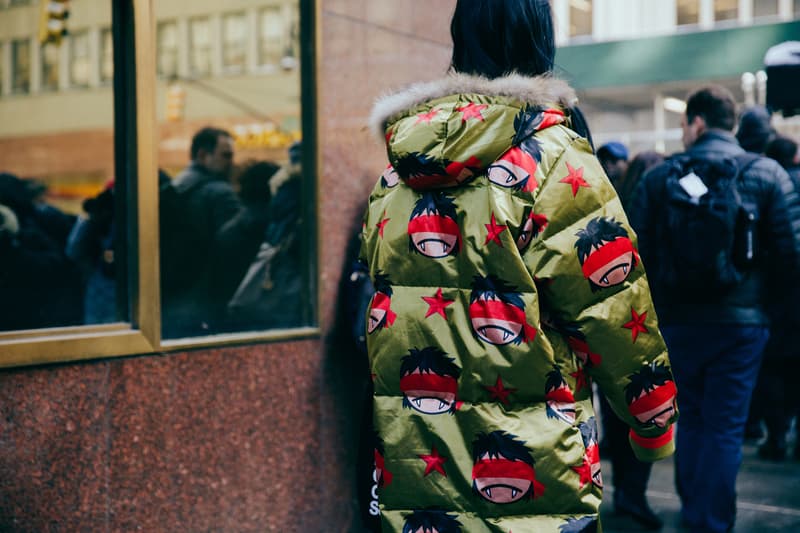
0;1;456;531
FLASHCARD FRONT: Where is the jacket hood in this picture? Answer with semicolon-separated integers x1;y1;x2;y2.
369;73;578;191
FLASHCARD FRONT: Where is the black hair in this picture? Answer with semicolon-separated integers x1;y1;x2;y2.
574;217;629;264
410;192;458;221
395;153;449;181
450;0;554;79
469;274;524;309
544;364;567;394
373;271;393;297
403;509;462;533
578;417;598;447
471;430;533;465
685;85;737;131
624;361;673;405
237;160;280;205
765;135;799;170
190;127;232;160
400;347;461;379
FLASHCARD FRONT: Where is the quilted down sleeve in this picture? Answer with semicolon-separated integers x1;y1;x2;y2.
526;132;677;461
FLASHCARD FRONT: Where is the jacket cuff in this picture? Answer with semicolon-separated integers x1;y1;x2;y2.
629;426;675;462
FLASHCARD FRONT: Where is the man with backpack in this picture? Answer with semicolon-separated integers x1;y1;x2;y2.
630;85;800;533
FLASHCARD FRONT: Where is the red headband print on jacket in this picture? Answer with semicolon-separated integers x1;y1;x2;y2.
471;430;545;504
469;274;537;346
400;347;461;415
407;191;462;259
575;217;638;291
625;361;677;428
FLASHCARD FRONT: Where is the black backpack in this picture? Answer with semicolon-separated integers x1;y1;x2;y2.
658;152;760;297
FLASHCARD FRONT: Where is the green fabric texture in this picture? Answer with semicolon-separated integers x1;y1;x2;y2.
361;74;677;532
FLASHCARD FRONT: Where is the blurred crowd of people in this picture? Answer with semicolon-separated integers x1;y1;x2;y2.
0;127;305;337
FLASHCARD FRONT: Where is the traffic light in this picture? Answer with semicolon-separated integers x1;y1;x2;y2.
39;1;70;46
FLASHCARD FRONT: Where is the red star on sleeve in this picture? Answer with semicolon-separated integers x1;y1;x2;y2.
419;446;448;477
559;162;590;197
572;458;593;487
422;288;454;319
376;211;390;238
484;375;517;405
622;308;649;342
455;102;488;122
415;108;440;124
485;213;507;246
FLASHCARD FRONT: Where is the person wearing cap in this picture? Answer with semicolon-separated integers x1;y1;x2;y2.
597;141;630;190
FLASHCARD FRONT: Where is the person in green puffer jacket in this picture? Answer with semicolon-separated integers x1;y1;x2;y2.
359;1;678;531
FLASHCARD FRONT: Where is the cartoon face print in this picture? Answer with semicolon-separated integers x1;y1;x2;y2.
487;146;539;192
516;210;548;252
579;417;602;488
400;347;461;415
513;105;567;144
471;431;544;504
545;365;577;424
407;192;461;258
368;272;396;333
561;324;603;368
625;362;677;428
394;152;479;190
373;432;393;488
402;509;462;533
469;275;536;346
575;217;638;291
381;164;400;188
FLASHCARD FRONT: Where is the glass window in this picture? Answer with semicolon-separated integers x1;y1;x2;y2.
189;17;211;77
156;0;311;340
795;0;800;15
0;4;121;336
677;0;699;25
258;6;284;67
70;31;90;88
714;0;738;22
157;21;178;79
40;42;60;91
100;28;114;83
753;0;779;17
11;38;30;94
222;12;247;73
569;0;592;38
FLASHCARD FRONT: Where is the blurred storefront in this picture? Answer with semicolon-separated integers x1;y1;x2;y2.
553;0;800;154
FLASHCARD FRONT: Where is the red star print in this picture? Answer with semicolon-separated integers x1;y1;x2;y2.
559;162;590;197
376;211;390;238
455;102;488;122
484;375;517;405
485;213;507;246
570;368;589;392
419;446;448;477
422;288;454;319
572;458;593;487
623;308;649;342
415;108;440;124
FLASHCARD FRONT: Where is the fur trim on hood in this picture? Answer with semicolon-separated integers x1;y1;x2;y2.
369;73;578;141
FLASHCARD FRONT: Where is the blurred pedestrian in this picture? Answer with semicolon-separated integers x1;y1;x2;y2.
597;141;630;192
630;85;800;533
359;1;677;530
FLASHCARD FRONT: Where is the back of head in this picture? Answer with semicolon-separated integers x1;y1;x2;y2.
764;135;799;169
736;106;775;153
597;142;629;164
685;85;737;131
450;0;555;78
190;127;231;161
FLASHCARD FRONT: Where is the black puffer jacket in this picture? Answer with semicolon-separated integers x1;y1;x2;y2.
630;130;800;326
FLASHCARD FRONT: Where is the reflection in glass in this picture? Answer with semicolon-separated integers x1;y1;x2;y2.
189;17;212;77
101;28;114;83
714;0;738;22
156;0;306;338
70;31;90;88
157;21;179;79
0;2;121;332
12;39;30;94
569;0;592;38
223;12;247;73
677;0;699;25
41;43;60;92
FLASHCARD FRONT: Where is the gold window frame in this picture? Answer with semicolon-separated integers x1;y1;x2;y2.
0;0;321;368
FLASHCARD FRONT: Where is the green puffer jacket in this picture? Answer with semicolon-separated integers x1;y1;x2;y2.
361;73;677;532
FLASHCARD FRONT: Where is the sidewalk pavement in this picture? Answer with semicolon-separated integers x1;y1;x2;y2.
600;441;800;532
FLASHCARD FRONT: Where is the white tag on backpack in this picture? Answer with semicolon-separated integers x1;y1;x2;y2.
678;172;709;199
